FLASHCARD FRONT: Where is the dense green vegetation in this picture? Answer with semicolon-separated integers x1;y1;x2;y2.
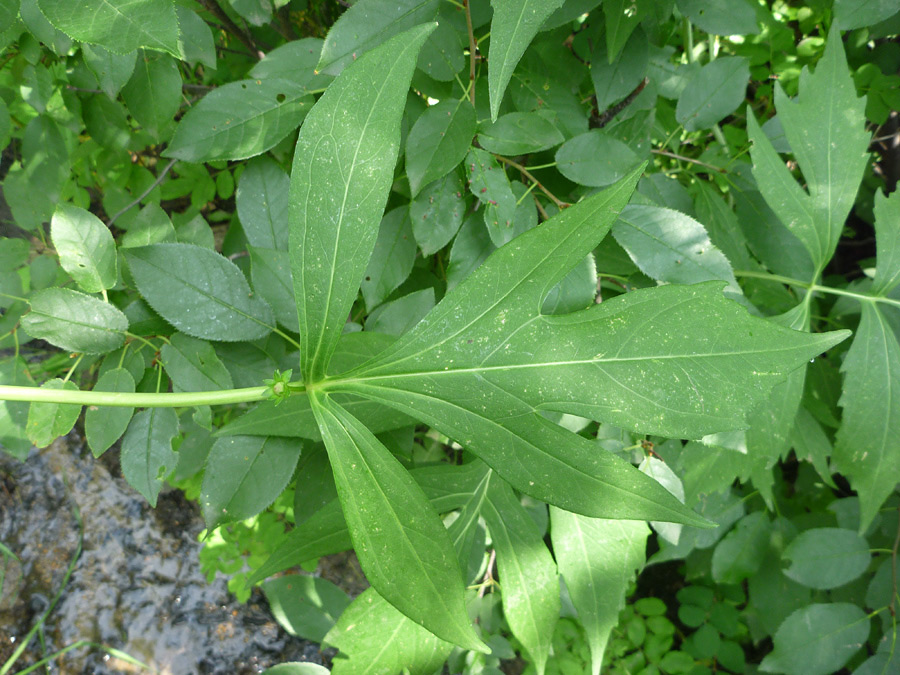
1;1;899;673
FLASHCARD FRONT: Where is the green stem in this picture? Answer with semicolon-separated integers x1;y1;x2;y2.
272;327;303;351
734;270;900;309
0;384;274;407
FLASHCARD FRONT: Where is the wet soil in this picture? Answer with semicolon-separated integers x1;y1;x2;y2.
0;433;327;674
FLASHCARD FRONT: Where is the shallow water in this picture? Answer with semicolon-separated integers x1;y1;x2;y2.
0;433;326;674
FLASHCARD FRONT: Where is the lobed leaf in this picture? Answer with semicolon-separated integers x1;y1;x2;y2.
290;23;436;383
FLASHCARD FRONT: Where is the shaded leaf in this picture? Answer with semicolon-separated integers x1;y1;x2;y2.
477;112;564;156
26;379;80;448
120;407;179;507
711;511;770;584
834;0;900;30
236;157;290;251
675;0;760;35
782;528;870;590
263;575;351;642
872;188;900;295
121;51;182;140
160;332;234;392
555;131;641;187
410;173;466;255
81;44;137;99
676;57;750;131
85;367;136;457
361;207;417;312
406;99;476;197
248;247;299;332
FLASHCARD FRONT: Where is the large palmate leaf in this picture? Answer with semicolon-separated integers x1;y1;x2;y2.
328;166;847;523
290;23;435;383
748;25;869;271
309;392;486;652
37;0;180;57
488;0;566;120
832;303;900;531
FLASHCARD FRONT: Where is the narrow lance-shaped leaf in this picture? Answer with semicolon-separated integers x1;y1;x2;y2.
330;166;848;524
488;0;566;121
291;23;435;383
832;303;900;532
550;509;649;675
871;188;900;295
483;478;560;675
309;392;487;652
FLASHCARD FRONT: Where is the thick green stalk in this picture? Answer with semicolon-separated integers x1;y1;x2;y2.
0;385;274;407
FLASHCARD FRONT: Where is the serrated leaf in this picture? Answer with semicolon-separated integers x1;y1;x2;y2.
236;157;290;251
22;288;128;354
832;303;900;531
748;26;869;271
164;79;312;162
50;204;117;293
160;332;234;392
782;528;870;590
488;0;566;121
81;44;137;99
551;509;649;675
291;24;436;383
325;588;454;675
872;189;900;295
711;511;770;584
120;407;178;507
175;6;216;69
201;435;302;529
317;0;441;75
834;0;899;30
329;167;847;524
675;0;760;35
85;367;135;457
26;379;81;448
406;99;475;197
760;603;869;675
310;392;486;652
410;173;465;255
36;0;180;56
477;112;564;156
555;131;641;187
263;575;351;642
121;51;181;140
466;147;517;231
676;57;749;132
124;243;274;342
484;478;560;675
248;247;299;332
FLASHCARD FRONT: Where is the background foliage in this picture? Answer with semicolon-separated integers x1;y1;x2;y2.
1;1;899;674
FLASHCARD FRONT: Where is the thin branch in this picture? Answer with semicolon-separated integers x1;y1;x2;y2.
107;158;177;227
463;0;477;107
477;549;497;599
495;155;569;209
651;148;727;174
197;0;265;59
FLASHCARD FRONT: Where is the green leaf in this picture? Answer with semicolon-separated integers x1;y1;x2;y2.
81;44;137;99
22;288;128;354
121;51;182;141
759;603;869;675
164;79;312;162
675;0;760;35
602;0;651;63
236;157;290;251
85;367;136;457
26;379;81;448
711;511;770;584
832;303;900;532
291;23;436;383
488;0;566;121
834;0;900;30
872;189;900;295
317;0;441;76
477;112;564;156
263;575;351;642
410;173;466;256
294;444;338;525
447;212;493;291
325;588;454;675
367;288;435;336
555;131;642;187
330;168;847;523
249;38;331;91
175;6;216;69
612;204;741;300
36;0;181;56
675;57;750;132
782;528;870;589
541;254;596;315
406;99;476;197
791;406;835;487
200;435;302;529
248;247;299;332
361;207;417;312
50;204;117;293
120;407;179;507
160;333;234;392
591;27;649;110
550;509;649;675
748;25;869;271
466;147;517;231
483;478;560;675
310;392;486;651
261;663;330;675
417;18;464;82
124;243;275;342
446;462;491;581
